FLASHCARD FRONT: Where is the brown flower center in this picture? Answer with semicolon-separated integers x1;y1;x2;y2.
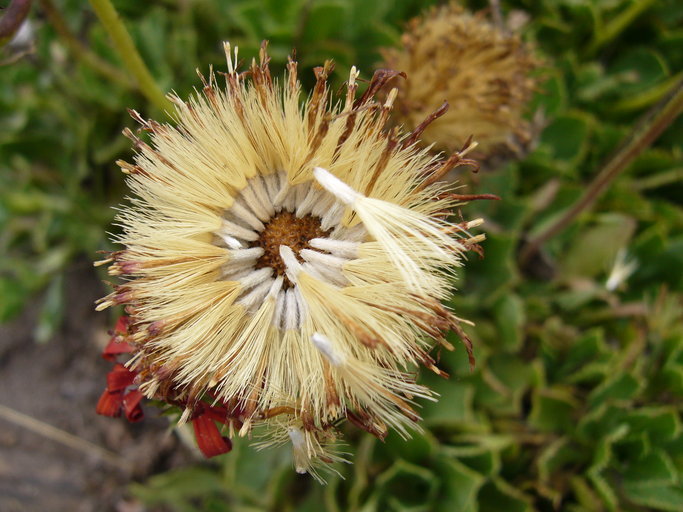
252;211;330;286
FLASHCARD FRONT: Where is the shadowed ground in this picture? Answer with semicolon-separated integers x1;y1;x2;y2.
0;261;192;512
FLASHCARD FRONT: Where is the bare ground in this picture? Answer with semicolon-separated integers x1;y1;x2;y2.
0;261;193;512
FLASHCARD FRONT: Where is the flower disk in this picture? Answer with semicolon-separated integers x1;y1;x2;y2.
96;42;480;480
381;3;539;158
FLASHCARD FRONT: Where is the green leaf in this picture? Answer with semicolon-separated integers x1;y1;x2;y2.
539;113;592;167
434;458;484;512
493;294;526;352
555;328;607;379
381;430;437;464
422;379;475;426
375;459;439;512
459;233;518;303
131;467;227;510
622;450;678;487
610;47;669;96
625;407;681;443
622;483;683;511
478;478;533;512
529;388;580;433
302;1;347;42
560;213;636;279
588;372;641;407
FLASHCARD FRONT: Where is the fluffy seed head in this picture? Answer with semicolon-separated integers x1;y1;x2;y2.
381;3;540;158
96;41;481;481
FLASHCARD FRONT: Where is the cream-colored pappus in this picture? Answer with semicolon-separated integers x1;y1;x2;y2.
96;42;482;482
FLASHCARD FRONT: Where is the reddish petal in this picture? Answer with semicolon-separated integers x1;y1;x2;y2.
203;405;230;424
123;390;144;422
114;316;131;335
102;317;134;361
106;364;136;391
96;389;123;417
192;414;232;458
102;337;135;361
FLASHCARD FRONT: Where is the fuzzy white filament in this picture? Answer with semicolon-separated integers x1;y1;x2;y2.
288;426;309;474
215;171;366;318
313;166;361;205
311;332;346;367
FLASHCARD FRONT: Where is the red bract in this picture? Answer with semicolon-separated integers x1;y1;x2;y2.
97;347;144;422
102;316;135;362
123;389;144;422
96;315;233;457
192;413;232;458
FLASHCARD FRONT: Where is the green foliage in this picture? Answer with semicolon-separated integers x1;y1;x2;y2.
2;0;682;510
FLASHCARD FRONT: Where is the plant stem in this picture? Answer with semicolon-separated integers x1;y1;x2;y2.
633;167;683;191
88;0;171;112
520;78;683;265
39;0;130;89
587;0;657;56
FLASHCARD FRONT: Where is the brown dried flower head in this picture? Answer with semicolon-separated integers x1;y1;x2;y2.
381;3;539;158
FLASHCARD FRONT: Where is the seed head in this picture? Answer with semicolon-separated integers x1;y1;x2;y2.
95;41;482;481
381;3;540;159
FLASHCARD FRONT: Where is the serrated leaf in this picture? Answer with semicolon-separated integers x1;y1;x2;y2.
556;329;607;379
375;459;439;512
588;372;641;407
588;472;618;511
434;458;484;512
443;434;514;458
622;483;683;511
422;379;475;426
560;213;636;280
478;478;534;512
537;437;581;482
625;407;681;443
529;388;580;433
493;294;526;352
623;450;678;487
539;113;592;168
610;48;669;96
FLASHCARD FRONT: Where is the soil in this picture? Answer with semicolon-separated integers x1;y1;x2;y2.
0;261;193;512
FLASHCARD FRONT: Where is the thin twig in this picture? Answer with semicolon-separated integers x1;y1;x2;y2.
39;0;130;88
520;78;683;265
0;402;131;471
88;0;171;112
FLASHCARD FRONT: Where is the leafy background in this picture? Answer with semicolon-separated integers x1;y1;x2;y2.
1;0;682;510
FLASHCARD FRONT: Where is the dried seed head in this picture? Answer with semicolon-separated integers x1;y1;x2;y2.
381;3;540;160
95;41;482;482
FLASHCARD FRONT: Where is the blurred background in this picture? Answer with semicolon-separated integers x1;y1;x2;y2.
0;0;681;511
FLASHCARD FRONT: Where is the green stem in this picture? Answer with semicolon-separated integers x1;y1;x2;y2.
633;167;683;191
88;0;171;112
587;0;657;56
39;0;130;89
520;78;683;265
